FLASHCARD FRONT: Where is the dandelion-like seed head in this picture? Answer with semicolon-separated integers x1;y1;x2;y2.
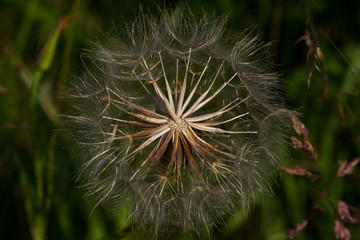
64;7;290;237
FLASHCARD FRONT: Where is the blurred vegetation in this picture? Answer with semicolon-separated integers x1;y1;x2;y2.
1;0;359;239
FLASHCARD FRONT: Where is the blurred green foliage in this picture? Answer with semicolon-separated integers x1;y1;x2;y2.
1;0;359;239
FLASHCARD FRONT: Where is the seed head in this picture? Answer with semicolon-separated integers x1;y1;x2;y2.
64;7;290;237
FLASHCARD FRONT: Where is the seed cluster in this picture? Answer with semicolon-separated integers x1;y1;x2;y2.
168;119;188;132
64;7;290;238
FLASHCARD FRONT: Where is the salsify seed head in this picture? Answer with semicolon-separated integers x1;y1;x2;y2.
64;7;291;237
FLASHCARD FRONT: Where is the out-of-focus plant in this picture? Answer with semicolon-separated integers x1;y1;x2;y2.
283;115;359;240
1;13;68;240
282;6;360;237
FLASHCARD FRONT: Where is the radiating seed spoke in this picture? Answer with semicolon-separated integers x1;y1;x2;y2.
158;52;174;108
102;116;156;128
182;129;219;162
180;57;216;116
181;57;212;118
168;131;179;171
186;96;250;122
198;112;249;127
179;132;203;180
176;48;192;116
124;125;170;162
124;110;168;124
187;127;237;158
142;57;177;119
192;73;239;114
108;87;168;119
190;122;257;134
130;132;172;181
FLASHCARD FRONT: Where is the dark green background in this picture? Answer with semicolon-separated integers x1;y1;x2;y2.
1;0;359;239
